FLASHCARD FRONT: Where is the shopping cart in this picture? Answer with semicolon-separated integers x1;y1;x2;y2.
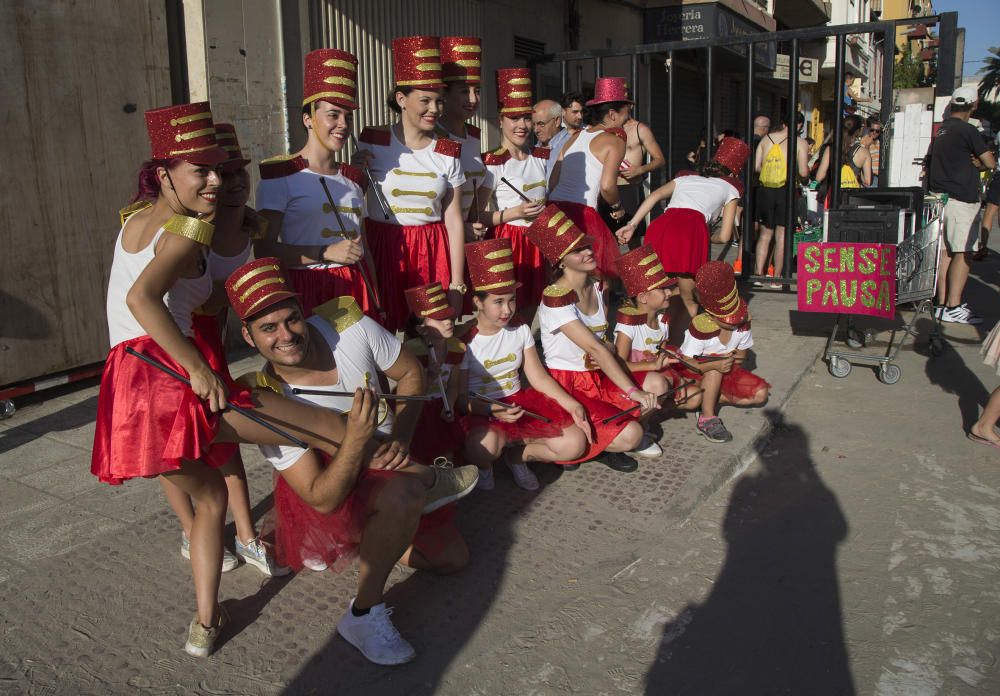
824;195;945;384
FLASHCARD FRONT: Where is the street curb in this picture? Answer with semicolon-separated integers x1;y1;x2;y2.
656;347;824;530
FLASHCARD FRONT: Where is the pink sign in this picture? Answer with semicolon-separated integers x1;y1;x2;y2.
797;242;896;319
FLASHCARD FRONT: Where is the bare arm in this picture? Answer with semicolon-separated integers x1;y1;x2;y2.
711;199;740;245
597;133;626;208
859;149;872;187
815;147;831;183
797;138;811;179
624;180;676;228
382;346;426;447
442;185;466;312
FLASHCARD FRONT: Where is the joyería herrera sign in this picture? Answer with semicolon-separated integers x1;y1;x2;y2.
797;242;896;319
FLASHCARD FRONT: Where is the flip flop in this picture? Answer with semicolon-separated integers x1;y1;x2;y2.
967;431;1000;450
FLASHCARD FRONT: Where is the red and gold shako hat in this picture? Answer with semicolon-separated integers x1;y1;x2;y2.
404;282;456;321
585;77;633;107
226;257;301;321
695;261;747;325
441;36;482;84
392;36;444;90
615;245;676;297
303;48;359;110
213;123;250;169
466;238;522;294
525;204;593;263
496;68;533;117
145;102;227;166
712;136;751;174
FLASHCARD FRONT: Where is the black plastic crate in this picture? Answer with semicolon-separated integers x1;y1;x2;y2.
841;187;923;213
825;207;906;244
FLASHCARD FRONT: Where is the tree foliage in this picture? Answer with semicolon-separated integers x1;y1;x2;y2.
894;44;924;89
978;47;1000;102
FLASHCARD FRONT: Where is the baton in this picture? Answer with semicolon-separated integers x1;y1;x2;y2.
471;392;552;423
318;177;385;316
600;379;697;425
428;346;454;419
500;176;532;203
349;132;391;220
291;388;433;401
125;347;309;448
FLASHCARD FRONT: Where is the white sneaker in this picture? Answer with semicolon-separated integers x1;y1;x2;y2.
181;533;239;573
631;434;663;459
235;536;291;577
302;557;328;572
940;304;983;325
506;460;540;491
336;600;416;665
475;467;495;491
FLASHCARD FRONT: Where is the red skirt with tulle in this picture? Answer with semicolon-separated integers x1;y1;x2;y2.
494;222;549;309
675;363;771;401
273;467;459;572
90;335;254;485
547;369;638;465
288;264;377;320
458;387;573;442
645;207;709;276
366;218;452;332
551;201;621;279
409;399;464;466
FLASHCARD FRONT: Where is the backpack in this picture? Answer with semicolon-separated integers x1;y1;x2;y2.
839;143;863;189
758;137;787;188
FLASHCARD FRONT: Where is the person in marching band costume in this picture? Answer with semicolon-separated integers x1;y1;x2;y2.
354;36;467;331
480;68;549;325
455;238;591;491
255;49;380;319
526;205;660;473
91;104;393;658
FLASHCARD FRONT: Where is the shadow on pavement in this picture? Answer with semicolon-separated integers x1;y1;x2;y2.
0;395;98;454
644;414;854;696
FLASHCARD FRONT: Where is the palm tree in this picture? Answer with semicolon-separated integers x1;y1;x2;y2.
978;47;1000;102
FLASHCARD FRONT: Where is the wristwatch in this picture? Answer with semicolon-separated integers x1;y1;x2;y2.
449;282;468;293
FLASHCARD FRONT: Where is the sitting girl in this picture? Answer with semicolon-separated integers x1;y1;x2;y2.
526;205;660;472
674;261;770;443
456;238;591;491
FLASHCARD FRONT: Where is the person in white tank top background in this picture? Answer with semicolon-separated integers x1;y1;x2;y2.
547;76;633;279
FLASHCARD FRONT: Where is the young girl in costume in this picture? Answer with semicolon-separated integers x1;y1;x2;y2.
675;261;770;444
255;49;380;319
526;205;660;472
456;238;591;491
621;136;750;340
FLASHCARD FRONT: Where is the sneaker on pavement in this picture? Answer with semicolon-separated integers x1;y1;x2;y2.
235;536;291;577
475;466;495;491
696;416;733;443
594;451;639;473
425;465;480;511
940;304;983;325
184;605;228;658
181;533;239;573
631;434;663;459
505;459;540;491
302;556;329;572
337;600;415;666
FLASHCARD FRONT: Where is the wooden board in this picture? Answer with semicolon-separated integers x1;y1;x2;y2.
0;1;171;385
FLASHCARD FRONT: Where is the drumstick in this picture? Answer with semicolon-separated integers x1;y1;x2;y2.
600;379;698;424
291;388;433;401
125;347;309;448
430;346;454;419
500;176;532;203
471;392;552;423
349;132;391;220
318;177;385;317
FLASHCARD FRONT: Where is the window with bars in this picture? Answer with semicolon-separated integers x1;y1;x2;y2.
514;36;545;60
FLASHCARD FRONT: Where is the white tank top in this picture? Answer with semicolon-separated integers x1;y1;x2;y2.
208;240;252;282
548;129;603;208
106;220;213;347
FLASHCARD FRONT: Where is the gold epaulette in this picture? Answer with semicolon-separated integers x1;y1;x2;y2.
163;214;214;246
236;370;285;395
541;284;578;308
119;200;152;226
689;312;721;339
313;296;364;334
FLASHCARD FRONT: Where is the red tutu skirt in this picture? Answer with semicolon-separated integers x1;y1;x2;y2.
191;311;235;382
287;264;378;320
646;207;709;276
273;467;459;572
547;369;639;465
409;399;464;466
676;364;771;401
457;388;573;442
494;222;549;309
90;335;254;485
366;218;452;332
551;201;621;279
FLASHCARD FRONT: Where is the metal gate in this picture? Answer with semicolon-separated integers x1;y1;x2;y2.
528;13;960;286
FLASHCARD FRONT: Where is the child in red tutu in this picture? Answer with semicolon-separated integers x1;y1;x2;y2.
402;282;467;467
526;205;660;472
612;246;700;440
620;136;750;340
675;261;770;443
455;238;591;490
